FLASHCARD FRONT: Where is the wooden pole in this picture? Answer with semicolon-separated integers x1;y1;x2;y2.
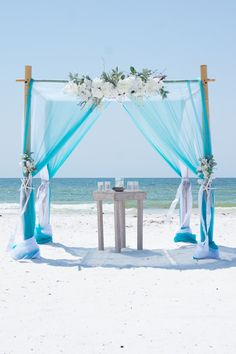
24;65;32;154
200;64;210;123
97;200;104;250
137;199;143;250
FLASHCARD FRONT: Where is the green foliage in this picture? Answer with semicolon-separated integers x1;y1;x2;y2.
69;73;91;85
101;66;125;86
69;72;79;84
139;68;153;83
129;66;154;82
159;87;169;99
100;71;112;84
130;66;137;75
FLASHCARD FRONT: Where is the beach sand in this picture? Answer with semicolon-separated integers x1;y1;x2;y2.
0;205;236;354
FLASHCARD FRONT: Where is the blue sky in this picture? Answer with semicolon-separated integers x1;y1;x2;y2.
0;0;235;177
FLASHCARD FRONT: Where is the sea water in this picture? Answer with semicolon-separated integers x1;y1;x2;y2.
0;178;235;210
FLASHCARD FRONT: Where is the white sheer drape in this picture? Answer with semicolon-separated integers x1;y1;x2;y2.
178;165;193;234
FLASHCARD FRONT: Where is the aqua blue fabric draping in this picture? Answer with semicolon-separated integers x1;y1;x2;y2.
28;81;107;177
20;177;35;240
34;93;106;244
123;80;211;176
13;78;216;261
123;80;215;251
200;189;215;245
21;80;106;246
29;81;109;245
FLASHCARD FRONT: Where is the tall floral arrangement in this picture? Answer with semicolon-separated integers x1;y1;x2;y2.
64;66;168;107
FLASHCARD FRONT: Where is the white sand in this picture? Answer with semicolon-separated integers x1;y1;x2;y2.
0;205;236;354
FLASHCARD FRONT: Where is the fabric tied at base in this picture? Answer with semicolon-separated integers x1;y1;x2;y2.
11;236;40;260
167;178;196;244
175;178;196;244
9;176;40;260
193;182;219;259
35;177;53;244
35;224;52;244
20;175;36;240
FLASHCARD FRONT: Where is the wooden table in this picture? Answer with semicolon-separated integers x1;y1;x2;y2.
93;190;147;253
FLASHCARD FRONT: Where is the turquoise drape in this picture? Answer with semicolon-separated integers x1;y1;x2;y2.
21;80;107;243
20;178;35;240
200;190;215;245
15;78;216;260
123;80;212;176
123;80;215;250
27;81;107;177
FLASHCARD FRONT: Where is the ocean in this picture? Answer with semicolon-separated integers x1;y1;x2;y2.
0;178;236;209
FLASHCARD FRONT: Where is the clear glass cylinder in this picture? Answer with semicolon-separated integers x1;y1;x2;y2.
115;177;124;188
97;182;104;191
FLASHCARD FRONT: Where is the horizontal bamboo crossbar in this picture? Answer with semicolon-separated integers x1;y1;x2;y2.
17;78;204;84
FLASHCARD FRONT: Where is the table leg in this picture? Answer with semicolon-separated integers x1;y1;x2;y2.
119;200;126;248
114;200;121;253
97;200;104;250
137;199;143;250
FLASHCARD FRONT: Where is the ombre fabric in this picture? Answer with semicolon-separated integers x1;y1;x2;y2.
29;81;109;245
13;81;107;259
28;81;108;177
11;176;40;259
123;80;212;175
123;80;216;255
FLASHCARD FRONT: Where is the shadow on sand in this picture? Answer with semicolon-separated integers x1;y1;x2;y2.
32;242;236;271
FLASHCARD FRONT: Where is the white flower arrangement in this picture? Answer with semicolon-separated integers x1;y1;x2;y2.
64;66;168;107
197;155;217;182
20;153;36;176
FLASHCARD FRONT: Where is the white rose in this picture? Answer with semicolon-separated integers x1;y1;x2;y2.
92;88;104;99
63;82;79;95
101;82;114;97
84;78;92;89
145;78;159;95
107;86;118;99
129;77;145;96
117;78;130;96
91;78;104;99
126;76;136;90
152;77;165;92
78;83;92;101
80;91;91;101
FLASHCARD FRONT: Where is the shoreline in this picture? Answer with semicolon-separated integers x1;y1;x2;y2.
1;202;236;211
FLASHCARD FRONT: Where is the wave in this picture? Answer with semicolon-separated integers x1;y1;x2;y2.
1;202;236;216
0;202;137;215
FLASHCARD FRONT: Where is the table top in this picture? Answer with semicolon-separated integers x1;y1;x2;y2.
93;190;147;201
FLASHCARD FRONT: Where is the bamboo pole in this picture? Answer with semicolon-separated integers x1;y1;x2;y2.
32;78;200;84
24;65;32;154
200;64;216;155
200;64;210;123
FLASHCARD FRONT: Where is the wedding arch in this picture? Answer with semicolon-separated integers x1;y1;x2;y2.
12;65;218;261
